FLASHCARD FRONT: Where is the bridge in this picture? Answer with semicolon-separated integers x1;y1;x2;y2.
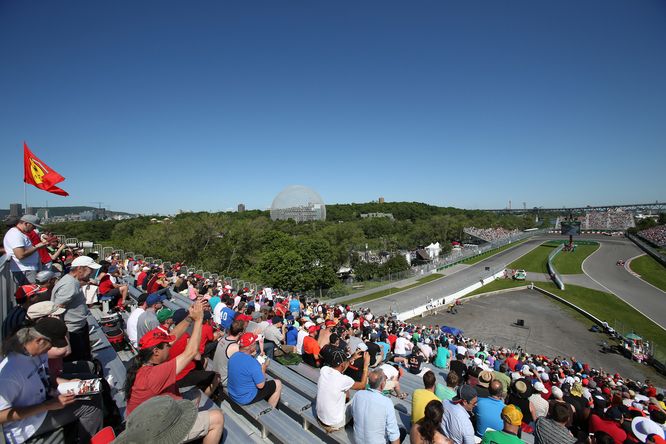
481;202;666;214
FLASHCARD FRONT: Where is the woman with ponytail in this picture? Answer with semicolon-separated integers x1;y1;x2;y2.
410;400;452;444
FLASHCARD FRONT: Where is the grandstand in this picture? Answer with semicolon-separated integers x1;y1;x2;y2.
2;227;665;443
554;210;636;232
638;225;666;248
463;227;521;243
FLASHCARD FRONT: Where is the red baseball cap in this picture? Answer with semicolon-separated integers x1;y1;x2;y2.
239;332;259;348
236;314;252;322
308;325;319;334
325;320;336;327
139;328;175;350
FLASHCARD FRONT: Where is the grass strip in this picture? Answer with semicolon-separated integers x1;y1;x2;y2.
630;255;666;292
458;239;529;266
508;244;556;273
463;278;529;297
552;243;599;274
346;273;444;305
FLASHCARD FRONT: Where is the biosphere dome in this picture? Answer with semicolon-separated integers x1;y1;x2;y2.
270;185;326;222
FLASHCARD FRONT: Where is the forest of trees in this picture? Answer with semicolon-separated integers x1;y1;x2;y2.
40;202;538;293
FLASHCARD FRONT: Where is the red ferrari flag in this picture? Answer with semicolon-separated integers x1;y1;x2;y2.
23;143;69;196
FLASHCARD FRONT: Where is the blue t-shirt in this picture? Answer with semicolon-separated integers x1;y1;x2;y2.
376;341;390;360
220;307;236;331
288;299;300;313
474;397;505;437
286;326;298;346
227;352;264;404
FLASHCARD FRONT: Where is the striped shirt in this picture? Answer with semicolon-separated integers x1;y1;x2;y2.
533;417;576;444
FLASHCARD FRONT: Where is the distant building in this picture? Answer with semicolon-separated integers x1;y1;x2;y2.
378;197;385;204
9;203;22;217
360;212;394;220
25;207;34;215
238;203;245;213
271;203;325;222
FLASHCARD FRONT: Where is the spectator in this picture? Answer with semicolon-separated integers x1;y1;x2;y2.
351;368;404;444
434;340;451;369
393;332;413;364
439;371;460;401
126;293;149;348
263;316;285;359
3;214;47;285
97;265;128;311
214;297;235;331
474;380;506;437
533;402;576;444
449;353;468;382
2;284;50;339
412;370;441;423
124;302;210;413
34;270;59;299
0;318;102;443
316;348;369;432
493;363;512;397
135;292;166;341
588;406;627;444
212;318;244;385
51;255;100;362
407;348;427;376
481;404;525;444
441;384;478;444
227;332;282;408
116;394;223;444
302;325;322;367
410;400;452;444
475;370;493;399
530;382;550;419
378;362;408;399
506;380;536;426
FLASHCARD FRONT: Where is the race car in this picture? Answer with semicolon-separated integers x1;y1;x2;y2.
514;269;527;280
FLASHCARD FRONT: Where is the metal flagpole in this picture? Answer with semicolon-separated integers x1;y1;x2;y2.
24;182;27;215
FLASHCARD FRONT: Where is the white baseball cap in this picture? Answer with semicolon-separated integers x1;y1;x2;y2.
71;256;101;269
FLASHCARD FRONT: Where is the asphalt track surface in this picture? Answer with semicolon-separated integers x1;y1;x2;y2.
418;290;666;385
581;236;666;330
360;234;665;330
357;237;547;315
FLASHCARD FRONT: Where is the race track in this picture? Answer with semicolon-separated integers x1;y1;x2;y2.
581;236;666;330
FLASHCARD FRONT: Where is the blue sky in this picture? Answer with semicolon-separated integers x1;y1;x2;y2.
1;1;665;214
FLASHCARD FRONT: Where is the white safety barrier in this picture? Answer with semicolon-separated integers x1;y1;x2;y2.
397;269;505;321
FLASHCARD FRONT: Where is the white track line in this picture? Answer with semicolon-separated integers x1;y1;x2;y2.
581;242;666;331
625;254;666;295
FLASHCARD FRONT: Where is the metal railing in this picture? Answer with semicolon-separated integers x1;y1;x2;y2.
547;244;566;290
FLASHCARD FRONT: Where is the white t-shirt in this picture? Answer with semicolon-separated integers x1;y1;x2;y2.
3;227;40;272
126;307;145;346
316;366;355;426
213;302;225;325
0;353;49;443
394;337;412;355
296;330;308;354
379;363;399;380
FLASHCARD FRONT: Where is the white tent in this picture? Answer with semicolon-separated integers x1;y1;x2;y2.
425;242;441;259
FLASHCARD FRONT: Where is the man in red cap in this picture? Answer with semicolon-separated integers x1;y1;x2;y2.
2;284;49;338
227;332;282;408
302;325;322;367
123;301;224;443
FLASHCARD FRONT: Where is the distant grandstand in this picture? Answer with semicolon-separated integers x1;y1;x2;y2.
555;209;635;232
463;227;520;242
638;225;666;248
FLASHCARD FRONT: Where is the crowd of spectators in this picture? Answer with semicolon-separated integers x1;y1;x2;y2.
638;225;666;248
464;227;521;243
582;211;635;231
2;215;666;444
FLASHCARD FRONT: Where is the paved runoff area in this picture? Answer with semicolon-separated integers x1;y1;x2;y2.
415;289;666;386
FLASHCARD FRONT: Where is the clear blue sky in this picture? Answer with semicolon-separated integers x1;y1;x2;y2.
1;1;665;214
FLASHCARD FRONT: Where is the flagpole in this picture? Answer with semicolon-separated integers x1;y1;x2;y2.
24;182;28;215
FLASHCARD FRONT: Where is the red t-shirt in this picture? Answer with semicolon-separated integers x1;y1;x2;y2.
505;356;518;371
98;274;114;295
588;414;627;444
136;272;148;287
387;334;397;350
27;230;51;265
147;276;161;294
199;323;214;354
169;333;195;380
126;359;181;415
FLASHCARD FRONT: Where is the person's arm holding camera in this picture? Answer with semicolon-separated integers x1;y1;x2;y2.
351;351;371;390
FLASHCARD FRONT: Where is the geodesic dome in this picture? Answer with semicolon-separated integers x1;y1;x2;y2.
270;185;326;222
